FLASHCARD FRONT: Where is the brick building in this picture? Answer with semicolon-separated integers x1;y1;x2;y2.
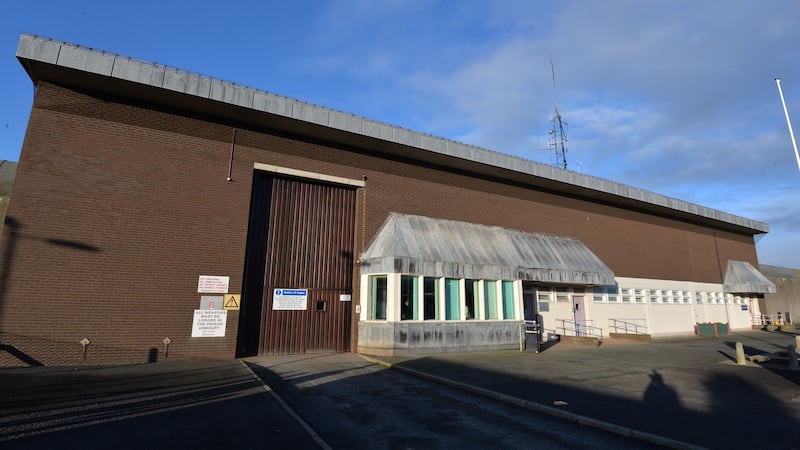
0;35;775;366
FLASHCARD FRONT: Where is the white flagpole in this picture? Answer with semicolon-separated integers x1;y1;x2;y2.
775;77;800;174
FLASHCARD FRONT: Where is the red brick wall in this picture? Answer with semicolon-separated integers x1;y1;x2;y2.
0;82;759;365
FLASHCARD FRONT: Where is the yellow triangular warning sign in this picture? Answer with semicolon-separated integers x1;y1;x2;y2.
224;294;241;310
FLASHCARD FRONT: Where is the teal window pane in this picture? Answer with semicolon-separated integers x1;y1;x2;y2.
502;280;515;319
484;280;498;320
445;278;460;320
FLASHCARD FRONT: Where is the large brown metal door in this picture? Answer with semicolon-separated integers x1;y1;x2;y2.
238;173;356;356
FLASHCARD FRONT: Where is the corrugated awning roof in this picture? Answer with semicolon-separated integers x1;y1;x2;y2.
723;260;776;294
359;213;615;285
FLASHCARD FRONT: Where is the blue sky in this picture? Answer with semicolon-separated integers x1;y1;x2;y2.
2;0;800;268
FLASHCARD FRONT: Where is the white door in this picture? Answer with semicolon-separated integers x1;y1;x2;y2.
573;295;586;336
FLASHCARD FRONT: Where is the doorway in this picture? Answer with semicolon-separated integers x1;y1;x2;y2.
573;295;586;336
238;172;356;356
522;282;537;321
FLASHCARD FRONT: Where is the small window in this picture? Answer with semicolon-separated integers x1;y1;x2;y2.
316;301;327;312
445;278;460;320
593;287;605;303
370;275;388;320
607;285;619;303
502;280;515;319
400;275;419;320
423;277;439;320
621;288;633;303
484;280;498;320
464;279;479;320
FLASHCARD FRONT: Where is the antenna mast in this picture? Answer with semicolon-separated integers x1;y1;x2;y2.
775;77;800;174
549;58;568;170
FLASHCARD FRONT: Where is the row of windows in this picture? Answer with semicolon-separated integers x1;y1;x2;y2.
591;287;749;305
536;286;581;303
370;275;516;321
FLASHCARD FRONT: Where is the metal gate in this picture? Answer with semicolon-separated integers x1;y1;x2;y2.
238;172;356;356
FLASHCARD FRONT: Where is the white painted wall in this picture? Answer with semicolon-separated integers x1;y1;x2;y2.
360;273;760;341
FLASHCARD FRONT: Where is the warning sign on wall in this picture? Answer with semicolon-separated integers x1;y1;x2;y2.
200;295;223;310
197;275;230;293
224;294;241;311
272;289;308;310
191;309;227;337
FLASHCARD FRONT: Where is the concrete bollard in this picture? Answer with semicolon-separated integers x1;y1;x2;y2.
735;342;747;365
789;345;799;370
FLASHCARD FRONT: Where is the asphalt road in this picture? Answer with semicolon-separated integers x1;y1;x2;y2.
0;360;320;450
245;353;662;450
3;330;798;449
1;355;661;450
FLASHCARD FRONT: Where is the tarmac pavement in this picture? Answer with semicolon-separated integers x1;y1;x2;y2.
1;329;798;449
366;329;800;449
0;360;323;449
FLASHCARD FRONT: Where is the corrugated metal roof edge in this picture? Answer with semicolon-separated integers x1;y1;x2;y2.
723;261;777;294
15;34;768;234
760;264;800;280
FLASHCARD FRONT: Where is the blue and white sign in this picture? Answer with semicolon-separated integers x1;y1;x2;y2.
273;288;309;310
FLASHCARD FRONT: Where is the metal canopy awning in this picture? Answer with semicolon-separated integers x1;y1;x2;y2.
359;213;616;286
723;260;776;294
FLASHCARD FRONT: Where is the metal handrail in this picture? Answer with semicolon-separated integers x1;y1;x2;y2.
555;319;604;339
608;318;647;335
753;314;775;326
754;314;791;326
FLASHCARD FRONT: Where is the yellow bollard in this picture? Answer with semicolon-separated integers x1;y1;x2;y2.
735;342;747;365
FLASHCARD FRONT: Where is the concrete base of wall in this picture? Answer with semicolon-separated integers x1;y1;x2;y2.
558;335;602;346
608;332;653;342
357;321;522;356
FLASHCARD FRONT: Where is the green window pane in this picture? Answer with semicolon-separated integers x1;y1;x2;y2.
445;278;460;320
484;280;498;320
502;280;515;319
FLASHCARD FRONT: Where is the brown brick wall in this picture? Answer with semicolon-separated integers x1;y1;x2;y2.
0;82;759;365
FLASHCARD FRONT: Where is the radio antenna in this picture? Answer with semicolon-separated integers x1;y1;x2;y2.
775;77;800;174
549;58;569;170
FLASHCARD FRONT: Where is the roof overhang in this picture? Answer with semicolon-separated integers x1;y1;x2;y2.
15;34;769;236
359;213;616;286
723;260;776;294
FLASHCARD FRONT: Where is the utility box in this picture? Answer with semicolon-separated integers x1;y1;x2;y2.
695;322;729;337
524;320;541;353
